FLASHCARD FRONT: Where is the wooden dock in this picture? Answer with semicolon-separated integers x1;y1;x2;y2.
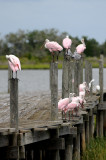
0;55;105;160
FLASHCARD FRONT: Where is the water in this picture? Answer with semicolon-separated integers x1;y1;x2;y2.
0;69;105;94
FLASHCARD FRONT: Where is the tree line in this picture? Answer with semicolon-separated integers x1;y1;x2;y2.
0;28;106;60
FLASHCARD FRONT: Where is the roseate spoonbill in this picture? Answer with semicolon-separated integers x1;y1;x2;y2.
58;93;74;119
72;38;86;60
78;93;86;108
45;39;63;62
66;99;80;120
62;36;73;58
76;38;86;54
79;82;87;92
6;55;21;78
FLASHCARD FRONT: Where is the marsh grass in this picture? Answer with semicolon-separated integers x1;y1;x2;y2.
82;138;106;160
0;56;106;69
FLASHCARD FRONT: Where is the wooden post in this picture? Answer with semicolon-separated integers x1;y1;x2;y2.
50;62;58;121
85;116;89;144
97;55;104;137
74;60;81;95
10;78;18;130
81;122;86;153
8;65;12;93
68;61;74;94
85;61;92;84
85;60;89;85
89;114;94;139
46;129;60;160
60;135;73;160
80;58;84;83
62;57;70;98
99;55;103;103
73;125;81;160
89;63;92;95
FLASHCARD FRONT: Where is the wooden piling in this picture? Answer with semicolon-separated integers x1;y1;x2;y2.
10;78;18;130
89;114;94;139
81;122;86;153
60;135;73;160
62;57;70;98
8;65;12;93
73;125;81;160
47;128;60;160
85;116;89;144
50;62;58;121
68;61;74;94
85;61;92;85
74;60;82;95
97;55;104;137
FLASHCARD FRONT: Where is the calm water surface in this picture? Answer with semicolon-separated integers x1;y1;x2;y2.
0;69;105;94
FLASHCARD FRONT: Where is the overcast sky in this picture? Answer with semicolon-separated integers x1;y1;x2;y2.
0;0;106;44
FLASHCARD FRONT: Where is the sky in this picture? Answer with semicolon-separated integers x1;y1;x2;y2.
0;0;106;44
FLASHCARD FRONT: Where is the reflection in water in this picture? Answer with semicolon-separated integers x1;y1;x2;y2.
0;69;105;94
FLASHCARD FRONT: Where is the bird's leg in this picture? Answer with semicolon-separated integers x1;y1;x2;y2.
69;111;70;121
52;54;55;63
12;71;13;79
57;51;60;61
65;112;66;120
72;110;73;120
16;71;17;79
62;110;64;119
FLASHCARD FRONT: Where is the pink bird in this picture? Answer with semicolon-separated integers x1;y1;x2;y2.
62;36;73;58
79;82;87;92
76;38;86;54
45;39;63;62
6;54;21;78
62;36;72;49
58;93;74;119
66;100;80;120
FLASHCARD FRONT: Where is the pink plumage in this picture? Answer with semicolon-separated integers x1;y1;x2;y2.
76;38;86;54
62;36;72;49
79;82;87;92
58;98;69;110
45;39;63;53
66;102;79;113
6;55;21;72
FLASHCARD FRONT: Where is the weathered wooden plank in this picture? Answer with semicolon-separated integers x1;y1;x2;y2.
59;126;77;136
18;130;50;146
50;62;58;121
98;102;106;110
10;78;18;130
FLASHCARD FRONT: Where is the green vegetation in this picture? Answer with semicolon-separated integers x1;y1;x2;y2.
0;55;106;69
0;28;106;69
82;138;106;160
